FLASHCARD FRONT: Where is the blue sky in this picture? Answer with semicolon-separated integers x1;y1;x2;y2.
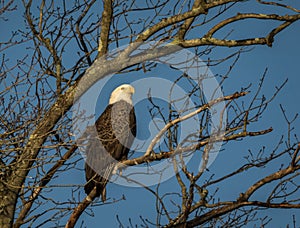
1;1;300;227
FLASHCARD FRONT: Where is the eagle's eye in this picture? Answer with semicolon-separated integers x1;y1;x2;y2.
120;87;125;90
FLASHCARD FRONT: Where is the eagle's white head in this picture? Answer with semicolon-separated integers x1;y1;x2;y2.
109;84;135;105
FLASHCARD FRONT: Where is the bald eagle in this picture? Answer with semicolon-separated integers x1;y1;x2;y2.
84;84;136;201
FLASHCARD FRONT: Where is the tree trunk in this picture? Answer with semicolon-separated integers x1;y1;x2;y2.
0;178;17;227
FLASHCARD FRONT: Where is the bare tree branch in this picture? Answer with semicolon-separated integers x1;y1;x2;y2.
97;0;113;57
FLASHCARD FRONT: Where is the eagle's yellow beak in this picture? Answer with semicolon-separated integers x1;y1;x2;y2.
129;86;135;94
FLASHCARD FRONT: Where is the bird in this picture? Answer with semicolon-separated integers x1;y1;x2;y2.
84;84;136;201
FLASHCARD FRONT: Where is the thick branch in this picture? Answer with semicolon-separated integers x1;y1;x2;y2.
65;187;99;228
240;164;300;201
205;13;299;38
97;0;113;57
176;0;206;40
135;5;207;42
121;127;272;168
181;13;300;47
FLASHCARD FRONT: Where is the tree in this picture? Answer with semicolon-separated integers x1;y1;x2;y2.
0;0;299;227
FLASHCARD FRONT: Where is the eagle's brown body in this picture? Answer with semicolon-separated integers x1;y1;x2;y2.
84;86;136;201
